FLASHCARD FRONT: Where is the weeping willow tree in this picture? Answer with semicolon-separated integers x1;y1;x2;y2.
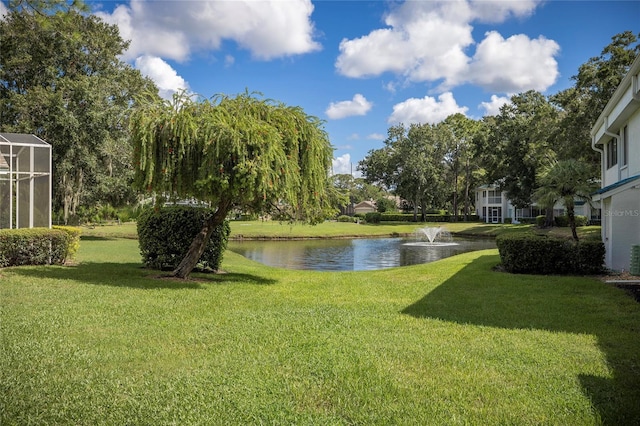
130;91;335;278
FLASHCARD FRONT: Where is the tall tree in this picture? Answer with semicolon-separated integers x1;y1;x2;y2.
483;90;559;210
130;91;335;278
0;5;156;222
534;159;596;241
551;31;640;172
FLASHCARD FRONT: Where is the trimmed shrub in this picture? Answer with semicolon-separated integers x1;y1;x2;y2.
380;214;417;222
423;214;451;222
337;215;354;223
0;227;80;267
554;215;569;227
137;206;230;271
535;215;546;227
504;217;513;224
52;226;82;262
496;233;605;275
364;212;382;223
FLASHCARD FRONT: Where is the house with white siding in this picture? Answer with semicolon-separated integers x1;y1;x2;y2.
474;185;579;224
591;54;640;272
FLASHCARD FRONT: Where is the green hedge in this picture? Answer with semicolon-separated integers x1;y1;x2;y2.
496;233;605;275
337;215;355;223
536;215;588;227
554;215;588;227
137;206;230;272
364;213;480;223
0;227;81;267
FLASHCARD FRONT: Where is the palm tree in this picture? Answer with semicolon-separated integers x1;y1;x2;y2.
534;159;596;241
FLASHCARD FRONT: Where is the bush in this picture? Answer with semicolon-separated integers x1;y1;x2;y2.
553;215;587;227
423;214;451;222
52;225;82;262
137;206;230;272
364;212;382;223
337;215;354;223
0;227;80;267
380;213;417;222
536;215;546;227
496;233;605;275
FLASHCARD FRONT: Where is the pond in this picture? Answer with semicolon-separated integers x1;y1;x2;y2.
228;236;496;271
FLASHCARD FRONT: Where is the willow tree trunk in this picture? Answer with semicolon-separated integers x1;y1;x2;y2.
171;199;232;279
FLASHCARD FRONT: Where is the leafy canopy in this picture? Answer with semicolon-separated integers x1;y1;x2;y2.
130;91;335;223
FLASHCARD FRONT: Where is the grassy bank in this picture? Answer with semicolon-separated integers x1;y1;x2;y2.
79;220;601;241
1;237;638;424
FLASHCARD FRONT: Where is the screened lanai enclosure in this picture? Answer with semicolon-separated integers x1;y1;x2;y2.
0;133;52;229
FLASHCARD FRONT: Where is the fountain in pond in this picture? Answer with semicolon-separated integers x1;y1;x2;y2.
404;226;459;247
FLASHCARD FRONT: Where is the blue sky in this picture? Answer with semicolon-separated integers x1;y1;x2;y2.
4;1;638;175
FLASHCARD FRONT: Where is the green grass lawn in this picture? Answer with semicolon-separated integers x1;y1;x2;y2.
80;220;601;241
1;235;638;424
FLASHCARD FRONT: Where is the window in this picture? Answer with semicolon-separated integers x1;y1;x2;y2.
488;190;501;204
622;125;628;167
607;137;618;169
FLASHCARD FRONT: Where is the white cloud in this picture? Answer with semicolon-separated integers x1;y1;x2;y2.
0;2;8;19
388;92;468;125
335;0;557;94
332;153;353;175
468;31;560;93
479;95;511;116
96;0;320;62
367;133;386;141
326;94;373;120
470;0;539;23
134;55;189;99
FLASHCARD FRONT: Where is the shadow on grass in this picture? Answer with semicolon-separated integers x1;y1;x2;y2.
80;235;118;241
402;255;640;424
10;262;277;289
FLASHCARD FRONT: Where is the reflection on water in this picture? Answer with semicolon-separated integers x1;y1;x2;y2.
228;237;496;271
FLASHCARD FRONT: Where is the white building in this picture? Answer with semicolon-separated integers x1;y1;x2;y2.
591;54;640;272
475;184;597;224
475;184;561;224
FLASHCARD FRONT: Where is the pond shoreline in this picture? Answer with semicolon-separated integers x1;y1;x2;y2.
229;231;498;241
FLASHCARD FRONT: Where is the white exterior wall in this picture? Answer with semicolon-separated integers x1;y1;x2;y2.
604;190;640;272
628;108;640;175
591;55;640;272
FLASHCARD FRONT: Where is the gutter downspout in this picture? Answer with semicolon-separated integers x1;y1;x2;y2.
633;72;640;101
592;118;610;262
603;116;621;181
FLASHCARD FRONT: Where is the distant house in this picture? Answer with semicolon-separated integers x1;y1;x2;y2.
354;200;376;215
591;54;640;272
474;184;597;224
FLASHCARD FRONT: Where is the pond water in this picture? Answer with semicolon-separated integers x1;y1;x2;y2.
228;236;496;271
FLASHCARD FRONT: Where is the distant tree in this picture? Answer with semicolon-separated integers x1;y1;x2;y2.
130;91;335;278
375;196;396;213
359;123;447;221
0;5;156;222
534;159;596;241
440;114;482;221
352;178;384;204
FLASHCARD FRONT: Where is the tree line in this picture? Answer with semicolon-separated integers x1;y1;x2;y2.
356;32;639;228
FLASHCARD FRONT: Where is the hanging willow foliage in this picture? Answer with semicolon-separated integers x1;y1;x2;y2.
130;91;334;223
